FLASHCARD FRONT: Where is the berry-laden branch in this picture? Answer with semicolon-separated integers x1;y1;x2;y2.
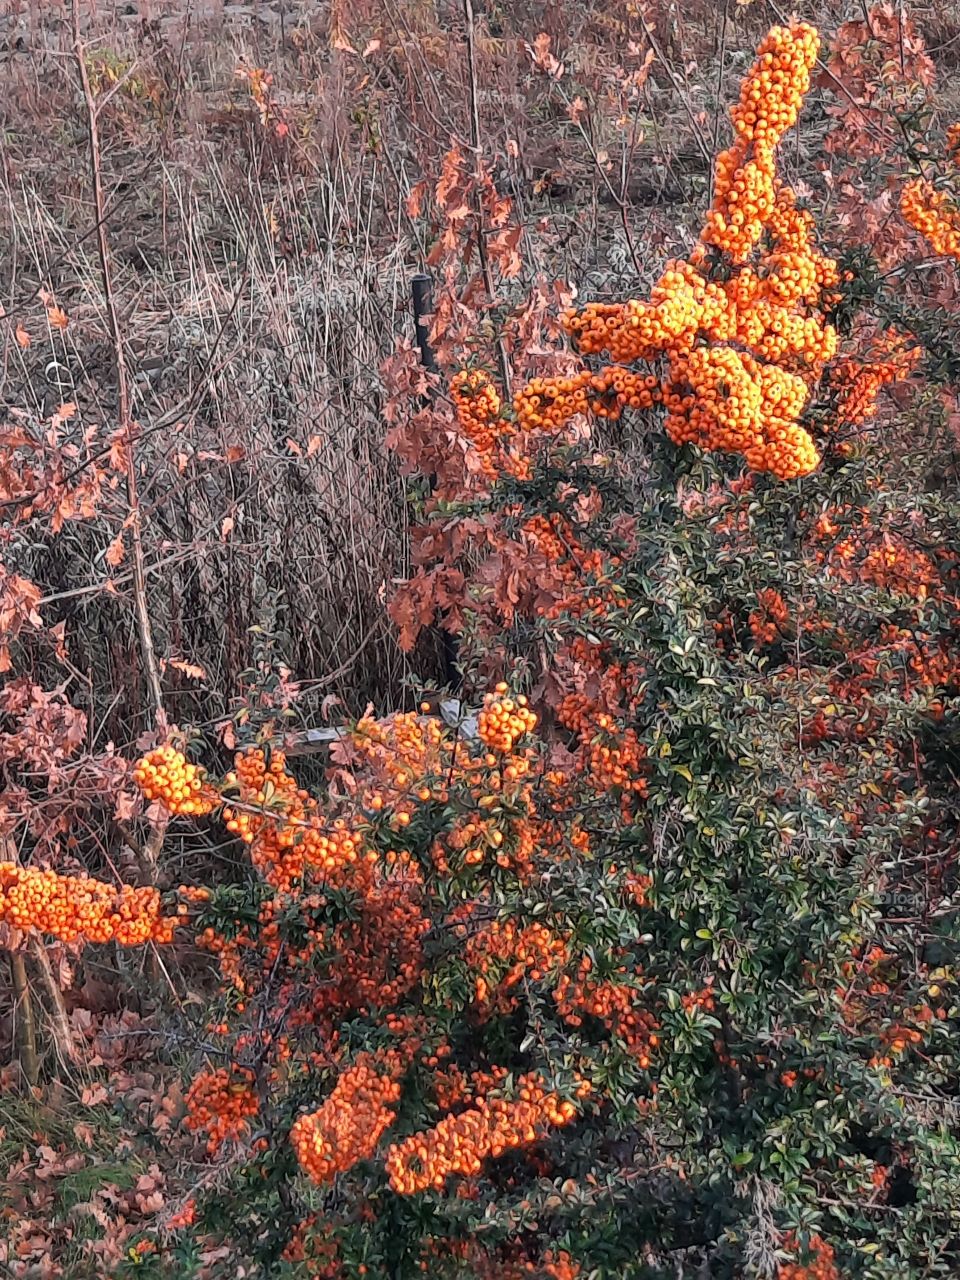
446;24;845;483
901;125;960;259
127;688;589;1193
0;863;185;946
383;1072;591;1193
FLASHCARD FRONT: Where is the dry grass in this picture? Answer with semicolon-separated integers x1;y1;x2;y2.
1;2;426;742
5;0;960;744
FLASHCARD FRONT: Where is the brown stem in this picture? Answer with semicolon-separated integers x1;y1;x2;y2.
710;0;730;207
29;940;79;1068
463;0;512;399
125;812;168;989
72;3;166;734
117;814;169;884
9;951;39;1089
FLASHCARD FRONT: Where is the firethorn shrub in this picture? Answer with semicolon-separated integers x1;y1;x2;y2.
8;19;960;1279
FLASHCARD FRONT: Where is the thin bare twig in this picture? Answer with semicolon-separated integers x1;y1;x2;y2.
635;10;714;169
72;3;166;734
463;0;512;398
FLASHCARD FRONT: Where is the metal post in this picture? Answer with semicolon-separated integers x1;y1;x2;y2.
411;273;439;374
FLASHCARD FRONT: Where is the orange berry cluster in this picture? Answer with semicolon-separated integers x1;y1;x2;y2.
623;870;653;907
524;518;621;625
229;749;366;889
901;176;960;259
197;924;247;991
439;27;842;483
0;862;182;946
554;959;659;1066
442;810;536;874
563;634;607;670
556;654;646;737
556;691;597;734
777;1233;839;1280
451;369;511;475
134;746;217;817
165;1199;197;1231
584;718;647;796
536;1253;581;1280
384;1073;589;1193
477;684;537;753
137;744;369;893
554;25;838;480
869;1022;924;1068
184;1067;259;1155
451;361;662;478
342;702;543;878
432;1064;508;1111
859;539;937;601
135;737;438;1046
881;627;960;694
513;367;661;433
682;984;717;1015
703;23;820;260
237;748;365;886
749;587;790;646
275;879;429;1026
828;335;920;427
351;710;453;827
833;533;936;602
522;514;579;584
452;368;502;435
663;340;822;481
291;1058;402;1184
807;505;941;603
464;919;569;1014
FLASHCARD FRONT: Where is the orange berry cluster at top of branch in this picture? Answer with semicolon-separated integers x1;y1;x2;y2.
135;746;218;817
451;23;850;482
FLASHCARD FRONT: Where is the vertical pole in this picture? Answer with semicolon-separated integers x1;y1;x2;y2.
410;274;460;691
411;274;439;374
